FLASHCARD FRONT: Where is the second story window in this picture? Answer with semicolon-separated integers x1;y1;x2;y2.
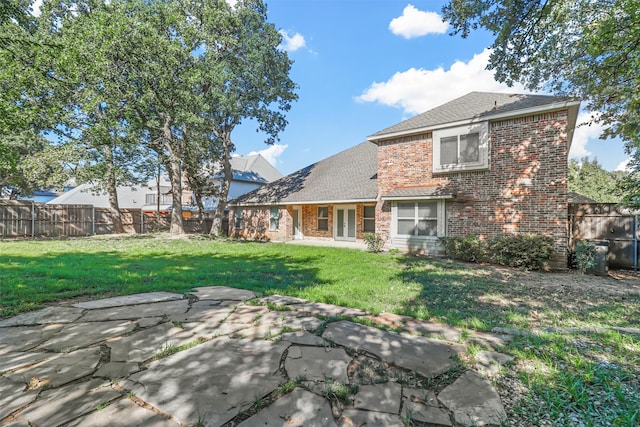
433;122;488;173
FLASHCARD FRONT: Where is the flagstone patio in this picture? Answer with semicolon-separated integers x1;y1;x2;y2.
0;286;514;426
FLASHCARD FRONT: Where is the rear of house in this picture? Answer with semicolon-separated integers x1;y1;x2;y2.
229;92;580;268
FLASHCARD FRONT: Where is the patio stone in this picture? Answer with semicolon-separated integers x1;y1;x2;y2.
353;382;402;413
11;379;120;426
238;388;336;427
469;332;513;350
72;292;184;309
122;337;288;426
79;300;190;322
402;388;451;426
474;350;515;377
280;313;324;332
190;286;255;301
438;371;507;426
137;317;163;328
323;321;464;378
6;347;102;389
225;305;269;324
0;325;64;354
108;322;197;362
366;313;461;341
0;351;53;373
65;397;179;426
281;331;327;346
93;362;141;378
172;300;234;323
0;307;84;327
181;320;250;338
258;294;308;305
284;346;351;383
38;320;137;352
339;409;404;427
0;376;39;420
291;302;366;318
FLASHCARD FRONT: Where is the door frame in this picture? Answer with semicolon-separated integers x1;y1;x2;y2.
333;205;357;241
292;206;303;239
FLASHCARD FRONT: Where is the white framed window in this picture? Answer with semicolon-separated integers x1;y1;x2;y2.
318;206;329;231
234;210;243;229
363;205;375;232
269;207;279;230
433;122;489;173
392;200;445;238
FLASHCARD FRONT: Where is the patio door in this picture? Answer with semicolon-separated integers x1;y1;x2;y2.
292;207;303;239
335;206;356;241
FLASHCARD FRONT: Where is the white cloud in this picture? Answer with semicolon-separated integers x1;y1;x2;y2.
30;0;43;16
389;4;449;38
615;158;631;172
356;48;528;115
278;30;306;53
248;144;288;166
568;111;606;160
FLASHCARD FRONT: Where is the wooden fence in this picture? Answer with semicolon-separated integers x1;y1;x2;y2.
569;203;639;270
0;200;225;238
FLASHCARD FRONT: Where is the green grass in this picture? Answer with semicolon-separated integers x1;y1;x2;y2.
1;234;639;425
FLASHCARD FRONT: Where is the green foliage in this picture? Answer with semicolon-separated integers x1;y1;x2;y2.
439;234;553;270
363;232;384;253
569;157;625;203
574;240;597;273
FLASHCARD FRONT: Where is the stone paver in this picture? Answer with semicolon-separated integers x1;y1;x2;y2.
72;292;183;309
65;398;179;426
474;350;515;377
122;337;289;426
190;286;256;301
339;409;404;427
353;382;401;413
285;346;351;383
323;321;464;378
0;307;84;327
79;300;190;322
38;320;137;352
6;347;102;389
0;292;514;427
238;388;336;427
438;371;508;426
10;379;120;426
0;324;64;353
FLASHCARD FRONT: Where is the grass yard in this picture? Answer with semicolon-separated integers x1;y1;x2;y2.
1;234;639;425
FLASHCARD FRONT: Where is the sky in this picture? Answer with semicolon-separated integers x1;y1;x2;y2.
231;0;629;175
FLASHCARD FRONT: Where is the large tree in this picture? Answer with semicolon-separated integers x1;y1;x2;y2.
442;0;639;146
568;157;624;203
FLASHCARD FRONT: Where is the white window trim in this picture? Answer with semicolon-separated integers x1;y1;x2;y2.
433;122;489;173
269;207;279;231
391;200;446;239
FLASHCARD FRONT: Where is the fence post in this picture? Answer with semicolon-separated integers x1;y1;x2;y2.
92;206;95;235
635;215;638;272
31;202;35;237
141;210;144;234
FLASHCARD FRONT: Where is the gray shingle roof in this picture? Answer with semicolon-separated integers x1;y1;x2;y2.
230;142;378;206
369;92;578;139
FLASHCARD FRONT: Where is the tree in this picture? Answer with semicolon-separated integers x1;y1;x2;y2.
568;157;623;203
442;0;639;147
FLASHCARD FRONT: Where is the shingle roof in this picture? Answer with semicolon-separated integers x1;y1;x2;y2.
229;154;283;182
230;142;378;206
369;92;578;139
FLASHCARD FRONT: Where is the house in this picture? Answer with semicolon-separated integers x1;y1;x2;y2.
48;154;282;214
229;92;580;268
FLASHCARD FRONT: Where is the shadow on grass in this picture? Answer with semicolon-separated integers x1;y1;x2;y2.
0;250;328;318
393;256;640;331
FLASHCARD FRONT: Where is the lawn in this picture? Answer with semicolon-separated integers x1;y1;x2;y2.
1;234;639;425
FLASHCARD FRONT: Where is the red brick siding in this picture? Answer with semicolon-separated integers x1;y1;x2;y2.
228;206;291;242
376;111;569;268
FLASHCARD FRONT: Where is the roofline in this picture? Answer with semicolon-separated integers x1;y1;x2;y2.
382;194;455;201
368;100;582;143
230;198;378;207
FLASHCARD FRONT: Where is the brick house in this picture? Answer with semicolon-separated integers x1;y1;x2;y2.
229;92;580;268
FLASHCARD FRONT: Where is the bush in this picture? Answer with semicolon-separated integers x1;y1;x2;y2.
574;240;597;273
363;233;384;253
439;234;554;270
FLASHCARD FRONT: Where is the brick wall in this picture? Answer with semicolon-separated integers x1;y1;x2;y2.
228;206;291;242
376;110;570;268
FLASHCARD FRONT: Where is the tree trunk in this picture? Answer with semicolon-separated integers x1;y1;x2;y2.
209;133;233;237
103;145;124;233
162;116;184;235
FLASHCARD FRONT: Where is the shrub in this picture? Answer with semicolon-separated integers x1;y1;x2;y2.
363;233;384;253
574;240;597;273
438;235;486;262
439;234;554;270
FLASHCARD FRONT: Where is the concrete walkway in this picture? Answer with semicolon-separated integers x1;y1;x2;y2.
285;238;367;251
0;287;514;426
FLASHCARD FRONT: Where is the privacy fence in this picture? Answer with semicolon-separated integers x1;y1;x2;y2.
569;203;639;270
0;200;218;238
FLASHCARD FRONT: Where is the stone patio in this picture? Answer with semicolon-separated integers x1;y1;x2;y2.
0;287;514;426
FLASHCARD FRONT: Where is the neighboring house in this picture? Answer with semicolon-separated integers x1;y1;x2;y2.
229;92;580;268
48;154;282;214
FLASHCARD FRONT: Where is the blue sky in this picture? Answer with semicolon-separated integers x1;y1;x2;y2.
233;0;629;175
